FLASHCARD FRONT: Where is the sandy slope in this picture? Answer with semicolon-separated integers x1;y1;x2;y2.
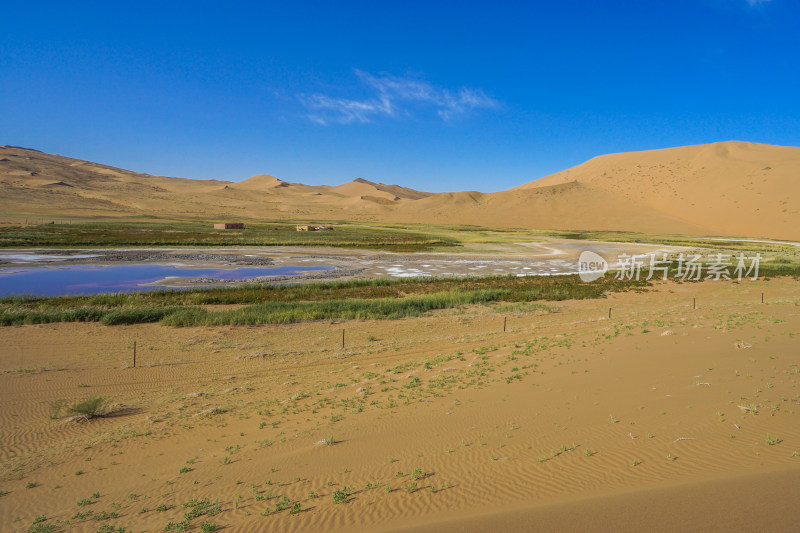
392;467;800;533
1;277;798;532
517;141;800;241
1;141;798;240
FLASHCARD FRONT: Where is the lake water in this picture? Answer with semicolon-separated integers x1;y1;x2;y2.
0;264;332;297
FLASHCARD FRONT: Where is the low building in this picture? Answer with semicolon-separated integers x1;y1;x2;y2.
213;223;244;229
296;224;334;232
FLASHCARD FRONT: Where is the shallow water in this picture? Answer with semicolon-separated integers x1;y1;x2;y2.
0;264;332;297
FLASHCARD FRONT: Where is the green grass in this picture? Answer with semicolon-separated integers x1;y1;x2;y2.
3;218;797;264
0;273;648;327
0;220;456;252
542;229;800;253
162;289;509;326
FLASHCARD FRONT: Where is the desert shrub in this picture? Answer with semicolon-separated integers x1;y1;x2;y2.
67;397;108;419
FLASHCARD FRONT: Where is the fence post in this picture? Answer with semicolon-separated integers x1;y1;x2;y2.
693;297;696;310
608;307;612;319
503;316;507;332
133;341;136;368
342;329;345;349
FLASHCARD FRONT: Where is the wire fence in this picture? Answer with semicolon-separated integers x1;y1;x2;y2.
0;340;199;371
0;294;774;372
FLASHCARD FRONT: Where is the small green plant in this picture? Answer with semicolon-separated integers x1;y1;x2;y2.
49;399;66;419
275;496;292;513
766;434;781;445
407;481;417;493
67;397;109;420
200;522;218;533
332;486;351;504
289;503;302;514
308;490;318;499
96;525;126;533
411;468;423;480
27;519;56;533
93;510;118;520
182;498;221;519
179;466;192;474
164;520;189;532
26;482;38;489
630;459;641;467
583;448;593;457
77;498;93;506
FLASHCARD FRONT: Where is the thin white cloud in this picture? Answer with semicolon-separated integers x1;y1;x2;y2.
745;0;773;6
298;70;498;125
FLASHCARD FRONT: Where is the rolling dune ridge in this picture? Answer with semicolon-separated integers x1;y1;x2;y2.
2;141;798;240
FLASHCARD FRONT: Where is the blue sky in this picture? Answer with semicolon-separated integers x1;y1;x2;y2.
1;0;798;192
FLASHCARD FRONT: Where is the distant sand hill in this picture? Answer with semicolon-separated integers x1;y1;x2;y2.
1;141;798;240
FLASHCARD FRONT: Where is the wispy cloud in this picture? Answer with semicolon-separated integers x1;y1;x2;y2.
298;70;498;125
745;0;773;6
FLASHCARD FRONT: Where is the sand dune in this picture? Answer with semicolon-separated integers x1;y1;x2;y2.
233;174;286;190
1;142;798;240
517;141;800;240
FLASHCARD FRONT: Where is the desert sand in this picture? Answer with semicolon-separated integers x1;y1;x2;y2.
1;276;798;532
2;141;799;240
